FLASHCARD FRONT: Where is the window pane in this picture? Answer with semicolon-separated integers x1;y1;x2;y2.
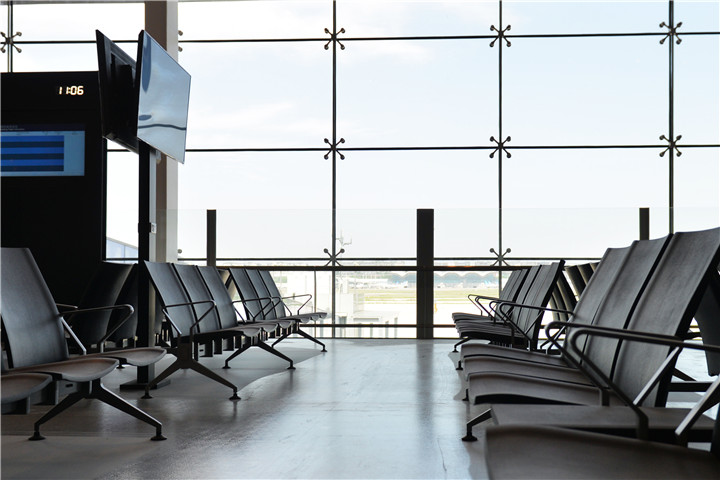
505;36;666;146
337;0;497;37
181;42;330;149
178;152;330;259
179;0;330;40
106;151;139;251
503;149;668;258
675;148;720;232
676;0;720;33
675;34;720;145
336;270;416;338
12;44;99;72
436;208;499;259
338;151;497;258
504;1;666;35
338;39;497;147
13;3;143;41
434;269;504;334
0;4;8;72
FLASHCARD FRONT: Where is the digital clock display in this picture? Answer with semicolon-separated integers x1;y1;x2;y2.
55;85;85;96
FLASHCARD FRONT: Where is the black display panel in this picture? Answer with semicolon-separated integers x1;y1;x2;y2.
96;29;139;153
136;30;191;164
1;71;105;305
1;123;85;176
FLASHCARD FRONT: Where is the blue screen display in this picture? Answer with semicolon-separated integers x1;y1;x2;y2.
1;124;85;176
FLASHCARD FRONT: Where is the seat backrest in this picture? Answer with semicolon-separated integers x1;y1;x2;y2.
228;268;266;321
559;245;631;362
504;265;541;321
497;268;529;304
613;228;720;406
549;273;577;323
565;264;587;297
71;261;133;348
174;264;222;333
0;248;70;367
197;266;241;330
107;264;139;343
259;270;288;318
693;270;720;376
580;236;670;375
246;269;280;320
577;263;595;285
144;261;197;338
512;262;565;345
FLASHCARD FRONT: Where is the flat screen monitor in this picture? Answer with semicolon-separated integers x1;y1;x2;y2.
135;30;191;164
1;123;85;177
96;29;139;153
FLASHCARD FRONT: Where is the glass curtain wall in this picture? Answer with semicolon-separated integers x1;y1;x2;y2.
2;0;718;338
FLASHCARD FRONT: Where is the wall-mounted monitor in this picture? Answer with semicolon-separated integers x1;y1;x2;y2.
135;30;191;164
96;29;139;153
1;123;85;177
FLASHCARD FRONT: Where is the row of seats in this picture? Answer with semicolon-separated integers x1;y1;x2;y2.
450;227;720;478
142;261;326;399
0;248;326;441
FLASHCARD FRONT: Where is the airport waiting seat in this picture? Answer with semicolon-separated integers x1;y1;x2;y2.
143;261;259;400
0;247;164;441
66;260;133;351
483;332;720;479
459;237;667;380
451;268;529;325
462;227;720;441
63;261;166;368
456;244;633;370
451;268;531;352
252;269;327;352
454;262;565;353
174;264;294;369
258;269;327;321
228;268;295;330
106;264;140;348
452;267;540;351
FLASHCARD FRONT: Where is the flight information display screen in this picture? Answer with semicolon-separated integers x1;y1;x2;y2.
1;123;85;176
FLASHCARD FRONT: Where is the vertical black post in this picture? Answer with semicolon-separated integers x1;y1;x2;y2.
639;207;650;241
6;2;13;72
207;209;217;267
329;0;339;338
417;209;434;339
668;0;675;233
136;142;157;385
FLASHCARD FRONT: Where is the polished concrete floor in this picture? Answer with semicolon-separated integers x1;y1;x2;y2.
2;340;490;479
2;339;713;479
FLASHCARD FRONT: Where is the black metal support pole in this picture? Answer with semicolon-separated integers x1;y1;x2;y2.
417;209;434;339
133;141;157;386
207;209;217;267
668;0;675;233
639;207;650;241
330;0;339;338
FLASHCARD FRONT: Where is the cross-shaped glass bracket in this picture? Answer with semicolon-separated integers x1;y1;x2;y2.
659;21;682;45
489;136;511;159
490;247;511;267
1;30;22;54
489;24;511;48
324;138;346;160
324;27;346;50
324;248;345;266
659;134;682;157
